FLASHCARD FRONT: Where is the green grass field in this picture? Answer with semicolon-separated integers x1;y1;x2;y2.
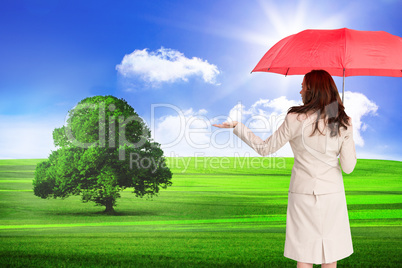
0;157;401;267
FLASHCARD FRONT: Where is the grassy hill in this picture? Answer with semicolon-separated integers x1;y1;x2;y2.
0;157;401;267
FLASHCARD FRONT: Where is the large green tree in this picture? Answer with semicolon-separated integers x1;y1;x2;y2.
33;95;172;213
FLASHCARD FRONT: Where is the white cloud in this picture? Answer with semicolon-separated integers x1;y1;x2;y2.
250;96;300;115
228;97;300;125
228;103;251;122
344;91;378;147
116;47;220;86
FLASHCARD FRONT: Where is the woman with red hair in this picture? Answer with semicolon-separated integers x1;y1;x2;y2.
214;70;356;268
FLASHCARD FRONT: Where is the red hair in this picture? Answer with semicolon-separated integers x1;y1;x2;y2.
288;70;350;136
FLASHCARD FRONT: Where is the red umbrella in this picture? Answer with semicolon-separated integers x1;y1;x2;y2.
252;28;402;102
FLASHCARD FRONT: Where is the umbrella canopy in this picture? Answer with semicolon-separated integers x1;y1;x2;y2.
252;28;402;102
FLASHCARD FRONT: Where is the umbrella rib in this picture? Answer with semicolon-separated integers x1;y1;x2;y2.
342;68;345;104
261;34;294;74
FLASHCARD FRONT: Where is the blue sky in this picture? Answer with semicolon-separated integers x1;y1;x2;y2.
1;0;402;160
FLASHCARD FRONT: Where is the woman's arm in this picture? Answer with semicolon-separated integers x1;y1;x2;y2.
339;121;357;174
232;114;292;157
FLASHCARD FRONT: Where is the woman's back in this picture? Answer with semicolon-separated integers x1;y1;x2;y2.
286;111;356;195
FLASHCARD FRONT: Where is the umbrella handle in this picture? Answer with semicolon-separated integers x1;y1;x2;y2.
342;68;345;104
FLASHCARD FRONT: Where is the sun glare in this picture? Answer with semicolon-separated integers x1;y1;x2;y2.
241;0;352;96
255;0;349;45
206;0;352;103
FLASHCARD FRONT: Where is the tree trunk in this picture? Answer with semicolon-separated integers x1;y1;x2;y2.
104;200;115;214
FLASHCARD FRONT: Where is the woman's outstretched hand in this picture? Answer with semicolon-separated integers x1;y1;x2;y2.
212;121;238;128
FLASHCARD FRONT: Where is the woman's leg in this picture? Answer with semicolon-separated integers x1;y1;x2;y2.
322;261;337;268
297;262;313;268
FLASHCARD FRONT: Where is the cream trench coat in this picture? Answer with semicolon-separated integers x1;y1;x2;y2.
233;111;357;194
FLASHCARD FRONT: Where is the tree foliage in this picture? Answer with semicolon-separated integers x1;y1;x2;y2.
33;95;172;213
